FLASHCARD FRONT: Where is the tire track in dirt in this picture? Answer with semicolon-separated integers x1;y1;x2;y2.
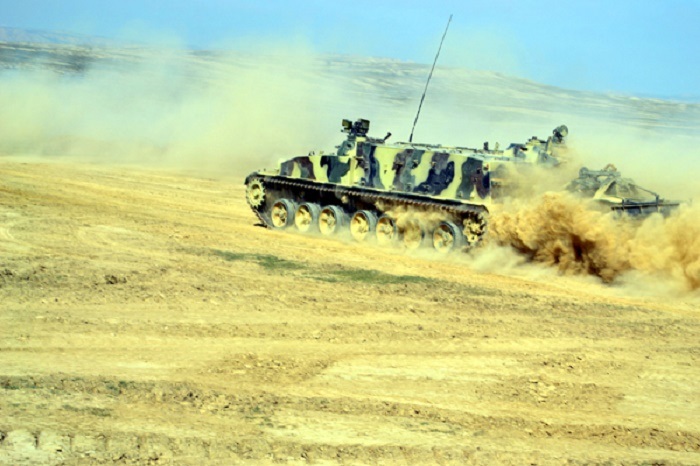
1;374;698;464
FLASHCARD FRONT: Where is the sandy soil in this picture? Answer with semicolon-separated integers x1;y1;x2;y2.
0;159;698;465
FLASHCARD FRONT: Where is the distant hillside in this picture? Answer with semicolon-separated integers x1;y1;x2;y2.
0;26;117;47
1;27;698;138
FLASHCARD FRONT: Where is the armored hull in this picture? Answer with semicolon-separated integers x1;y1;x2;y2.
245;119;565;252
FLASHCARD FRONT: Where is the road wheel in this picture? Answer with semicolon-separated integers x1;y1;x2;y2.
350;210;377;242
294;202;321;232
376;215;397;245
270;198;295;229
402;220;424;250
319;205;345;235
433;221;464;253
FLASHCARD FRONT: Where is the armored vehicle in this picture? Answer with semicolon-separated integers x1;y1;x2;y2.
567;165;680;216
244;118;568;252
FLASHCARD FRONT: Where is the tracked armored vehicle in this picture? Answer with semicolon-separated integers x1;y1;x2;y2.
244;118;568;252
567;164;680;216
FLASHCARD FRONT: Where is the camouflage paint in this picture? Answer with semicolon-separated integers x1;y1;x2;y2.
392;149;424;192
358;142;384;189
262;120;565;208
321;155;351;183
280;157;315;180
415;152;454;195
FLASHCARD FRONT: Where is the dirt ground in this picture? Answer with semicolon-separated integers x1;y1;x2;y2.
0;159;698;465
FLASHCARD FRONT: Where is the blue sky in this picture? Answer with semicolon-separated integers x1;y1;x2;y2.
2;0;699;99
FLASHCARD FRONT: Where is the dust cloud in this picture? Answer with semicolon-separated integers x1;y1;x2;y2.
0;45;349;176
2;41;698;292
381;203;449;232
459;116;700;294
484;191;700;292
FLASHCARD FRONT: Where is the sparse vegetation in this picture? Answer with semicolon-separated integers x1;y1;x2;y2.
62;404;112;417
212;249;436;285
212;250;304;271
321;268;434;285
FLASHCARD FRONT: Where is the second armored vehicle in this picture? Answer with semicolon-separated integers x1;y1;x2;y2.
567;165;680;216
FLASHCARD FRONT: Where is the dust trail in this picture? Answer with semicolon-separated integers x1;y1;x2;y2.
0;45;352;176
380;203;449;232
3;41;699;292
486;191;700;291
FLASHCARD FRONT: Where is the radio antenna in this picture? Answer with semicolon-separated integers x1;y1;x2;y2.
409;14;452;143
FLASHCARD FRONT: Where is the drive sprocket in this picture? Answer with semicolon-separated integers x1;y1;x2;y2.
246;178;266;208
